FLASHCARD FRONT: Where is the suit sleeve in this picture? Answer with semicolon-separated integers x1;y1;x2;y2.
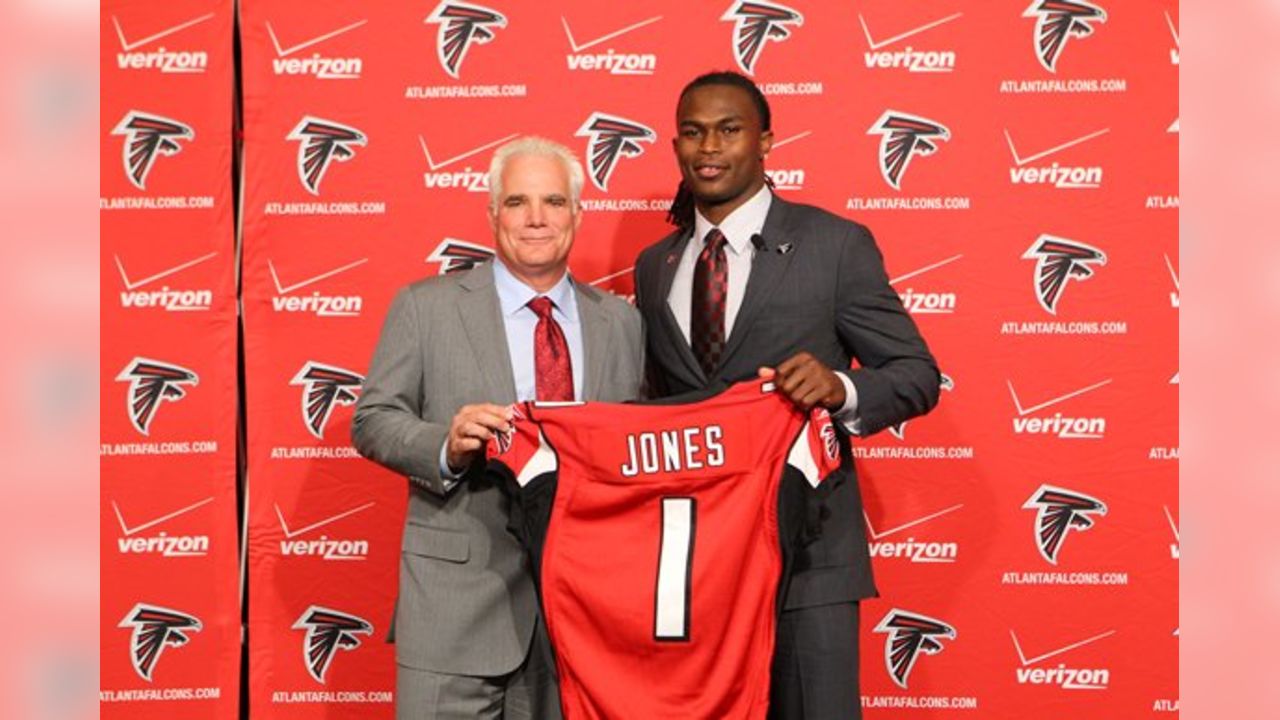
835;224;941;436
351;286;452;494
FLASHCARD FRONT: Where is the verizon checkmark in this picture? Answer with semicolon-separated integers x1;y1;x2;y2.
770;130;812;151
859;12;962;50
114;496;215;536
589;266;634;287
419;133;518;171
864;503;964;540
890;254;963;285
1165;11;1179;47
1004;127;1109;166
265;19;367;57
561;14;662;52
113;13;215;51
275;501;375;538
1164;506;1179;543
268;258;368;294
1007;379;1111;416
115;252;218;290
1010;628;1115;666
1164;254;1179;290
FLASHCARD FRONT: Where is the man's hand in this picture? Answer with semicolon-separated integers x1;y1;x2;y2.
758;352;846;411
445;403;512;472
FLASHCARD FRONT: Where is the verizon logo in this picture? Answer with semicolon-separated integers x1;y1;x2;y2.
860;12;960;72
562;15;660;75
112;13;212;73
1006;128;1107;189
116;252;217;312
891;254;962;315
267;19;365;79
269;258;366;317
865;503;962;563
276;502;374;560
420;133;515;192
1012;628;1114;690
1008;378;1110;439
113;497;214;557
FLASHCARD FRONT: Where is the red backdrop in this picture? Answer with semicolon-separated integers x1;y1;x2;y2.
103;1;1179;717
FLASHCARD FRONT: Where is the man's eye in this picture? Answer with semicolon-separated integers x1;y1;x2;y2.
504;198;524;208
548;198;567;207
681;128;701;138
722;126;741;135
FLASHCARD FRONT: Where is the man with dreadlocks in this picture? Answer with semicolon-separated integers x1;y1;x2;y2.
633;71;942;719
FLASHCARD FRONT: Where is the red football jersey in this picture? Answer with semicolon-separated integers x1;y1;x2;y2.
486;380;841;719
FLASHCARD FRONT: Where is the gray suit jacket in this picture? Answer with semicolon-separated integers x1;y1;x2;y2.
352;262;643;676
634;194;940;607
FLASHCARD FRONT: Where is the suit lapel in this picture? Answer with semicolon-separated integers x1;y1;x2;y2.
652;228;707;383
575;283;609;400
718;196;798;370
457;263;518;402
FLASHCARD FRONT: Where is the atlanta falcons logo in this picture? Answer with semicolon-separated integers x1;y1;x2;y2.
115;357;199;435
1022;234;1106;315
1023;484;1107;565
890;374;954;440
817;411;839;461
290;362;364;439
425;1;507;79
868;111;951;191
292;605;373;684
721;1;804;76
1024;0;1108;73
575;113;656;192
287;116;366;195
496;404;524;454
873;609;956;689
427;238;495;275
118;603;202;682
111;111;194;190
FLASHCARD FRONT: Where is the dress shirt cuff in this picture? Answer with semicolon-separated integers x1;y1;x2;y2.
833;372;864;436
435;444;462;493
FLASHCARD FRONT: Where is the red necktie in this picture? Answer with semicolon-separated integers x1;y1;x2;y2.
528;296;573;401
691;228;728;378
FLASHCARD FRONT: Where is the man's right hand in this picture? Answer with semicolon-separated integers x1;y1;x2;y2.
445;403;512;473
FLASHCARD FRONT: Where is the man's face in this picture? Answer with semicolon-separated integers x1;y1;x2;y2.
673;84;773;219
489;153;581;288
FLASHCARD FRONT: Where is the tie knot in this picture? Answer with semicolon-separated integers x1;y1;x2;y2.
704;228;726;251
528;296;556;319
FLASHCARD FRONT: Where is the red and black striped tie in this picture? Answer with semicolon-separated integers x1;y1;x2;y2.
691;228;728;378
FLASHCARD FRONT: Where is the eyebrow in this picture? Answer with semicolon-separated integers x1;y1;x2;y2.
679;114;745;127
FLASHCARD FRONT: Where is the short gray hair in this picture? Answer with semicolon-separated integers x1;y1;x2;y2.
487;136;585;210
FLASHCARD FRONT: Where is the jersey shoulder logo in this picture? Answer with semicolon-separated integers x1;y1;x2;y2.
292;605;373;684
575;113;656;192
115;357;199;435
1023;0;1107;73
427;238;494;274
1023;484;1108;564
118;603;202;682
874;608;956;689
868;111;950;190
720;1;804;76
111;111;194;190
290;362;364;439
287;116;366;195
1022;234;1106;315
425;2;507;79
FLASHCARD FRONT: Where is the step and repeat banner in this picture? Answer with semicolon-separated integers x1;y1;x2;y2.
104;1;1178;717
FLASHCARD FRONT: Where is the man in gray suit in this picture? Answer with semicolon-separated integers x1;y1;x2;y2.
353;136;643;719
634;72;941;719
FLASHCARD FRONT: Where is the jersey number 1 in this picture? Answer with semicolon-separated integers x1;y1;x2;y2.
654;497;696;642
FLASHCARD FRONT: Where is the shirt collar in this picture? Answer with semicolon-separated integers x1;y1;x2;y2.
493;258;577;320
693;184;773;255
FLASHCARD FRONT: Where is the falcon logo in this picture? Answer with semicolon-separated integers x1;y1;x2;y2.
111;111;194;190
1022;234;1106;315
1023;484;1107;564
874;609;956;689
496;405;524;454
287;117;366;195
720;1;804;76
890;373;954;440
290;362;364;439
118;603;202;682
818;412;839;461
115;357;198;435
1023;0;1107;73
868;111;950;190
425;2;507;79
292;605;373;683
575;113;656;192
427;238;494;274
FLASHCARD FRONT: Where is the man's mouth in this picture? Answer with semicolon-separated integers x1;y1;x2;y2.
693;163;727;180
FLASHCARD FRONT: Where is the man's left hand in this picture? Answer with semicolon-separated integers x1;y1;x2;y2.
758;351;846;411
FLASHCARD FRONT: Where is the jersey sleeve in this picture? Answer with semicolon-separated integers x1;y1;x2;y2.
485;404;558;488
786;407;843;487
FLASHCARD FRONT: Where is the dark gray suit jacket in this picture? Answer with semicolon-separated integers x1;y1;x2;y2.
634;194;940;607
352;262;643;675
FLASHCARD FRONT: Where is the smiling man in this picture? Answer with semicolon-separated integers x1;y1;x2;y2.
353;136;643;719
634;71;942;719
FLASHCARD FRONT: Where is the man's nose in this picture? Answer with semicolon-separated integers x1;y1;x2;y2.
525;201;547;225
699;132;722;154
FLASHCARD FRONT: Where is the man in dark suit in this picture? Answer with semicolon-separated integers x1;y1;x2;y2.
634;71;941;719
354;137;644;719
